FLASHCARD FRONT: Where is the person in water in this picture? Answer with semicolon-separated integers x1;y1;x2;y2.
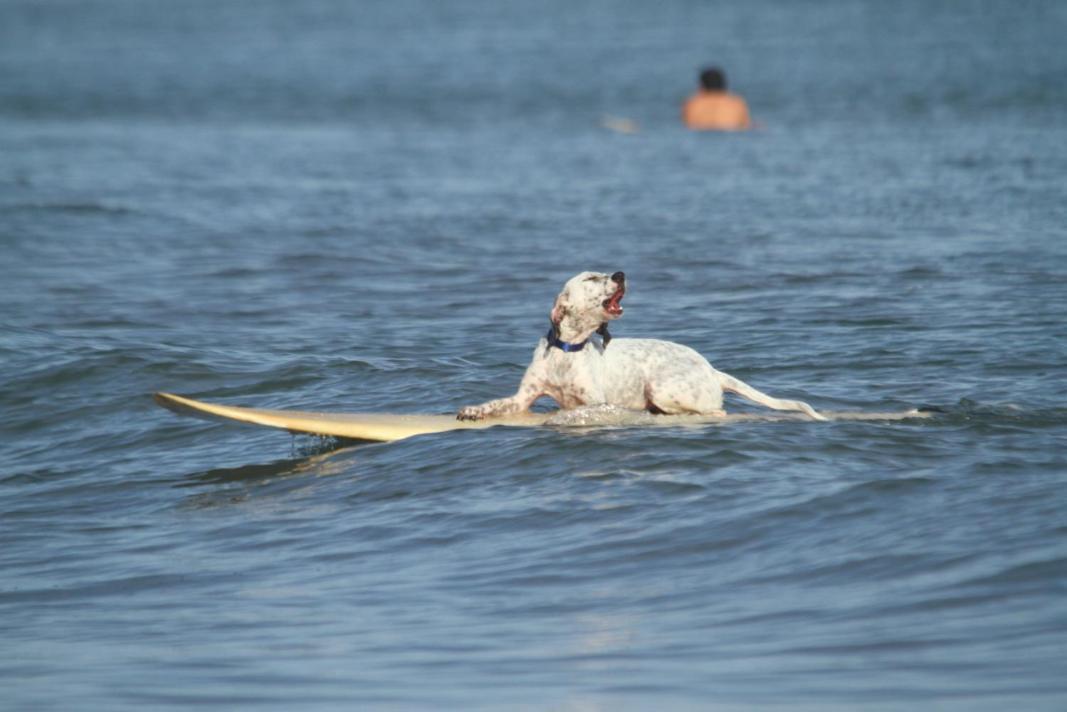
682;66;752;131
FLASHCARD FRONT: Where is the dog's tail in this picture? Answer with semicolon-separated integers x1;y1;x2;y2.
719;372;827;421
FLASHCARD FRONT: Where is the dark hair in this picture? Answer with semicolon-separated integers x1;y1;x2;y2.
699;67;727;92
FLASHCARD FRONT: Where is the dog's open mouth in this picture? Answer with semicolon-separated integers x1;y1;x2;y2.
602;285;625;317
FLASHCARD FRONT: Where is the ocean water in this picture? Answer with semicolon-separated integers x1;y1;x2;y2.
2;0;1066;709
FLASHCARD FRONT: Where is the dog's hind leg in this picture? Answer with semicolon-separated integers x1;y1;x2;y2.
644;378;725;416
719;372;827;421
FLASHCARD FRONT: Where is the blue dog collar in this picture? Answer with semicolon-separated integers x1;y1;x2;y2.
545;327;588;352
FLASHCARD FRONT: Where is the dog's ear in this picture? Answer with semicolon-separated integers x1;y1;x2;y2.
596;322;612;348
550;291;568;332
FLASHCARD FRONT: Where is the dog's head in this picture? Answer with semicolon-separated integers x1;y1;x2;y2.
550;271;626;343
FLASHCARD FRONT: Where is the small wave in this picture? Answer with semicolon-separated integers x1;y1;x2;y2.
545;405;657;428
957;556;1067;588
762;476;936;524
1;201;136;217
920;399;1067;427
897;265;944;278
176;445;351;488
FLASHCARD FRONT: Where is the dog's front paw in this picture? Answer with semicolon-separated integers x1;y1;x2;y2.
456;406;485;421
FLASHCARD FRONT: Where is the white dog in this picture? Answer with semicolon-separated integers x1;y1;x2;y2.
457;271;826;421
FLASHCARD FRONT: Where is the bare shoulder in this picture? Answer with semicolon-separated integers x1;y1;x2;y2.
682;92;752;131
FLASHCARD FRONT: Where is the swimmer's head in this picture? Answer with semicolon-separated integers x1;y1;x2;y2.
699;67;727;92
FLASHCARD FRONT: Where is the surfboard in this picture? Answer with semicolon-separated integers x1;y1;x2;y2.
155;392;552;442
154;392;931;443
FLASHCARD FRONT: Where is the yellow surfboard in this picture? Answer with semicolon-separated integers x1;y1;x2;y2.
155;392;552;442
155;392;931;443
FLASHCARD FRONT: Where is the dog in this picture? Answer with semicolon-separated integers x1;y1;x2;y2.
457;271;826;421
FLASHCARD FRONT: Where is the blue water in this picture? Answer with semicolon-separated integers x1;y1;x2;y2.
3;0;1067;709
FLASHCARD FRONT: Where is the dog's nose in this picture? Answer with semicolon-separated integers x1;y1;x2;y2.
611;271;625;284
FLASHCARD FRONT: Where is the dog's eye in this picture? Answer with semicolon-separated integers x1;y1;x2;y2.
584;276;601;282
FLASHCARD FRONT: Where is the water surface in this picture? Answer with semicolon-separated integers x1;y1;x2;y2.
2;1;1066;709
